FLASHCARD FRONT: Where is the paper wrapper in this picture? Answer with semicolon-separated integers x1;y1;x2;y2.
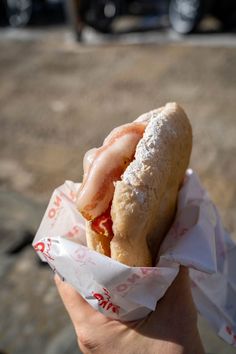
33;169;236;347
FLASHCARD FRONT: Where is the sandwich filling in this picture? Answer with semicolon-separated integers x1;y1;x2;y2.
77;122;147;238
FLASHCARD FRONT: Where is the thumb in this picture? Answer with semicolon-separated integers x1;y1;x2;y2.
54;274;100;328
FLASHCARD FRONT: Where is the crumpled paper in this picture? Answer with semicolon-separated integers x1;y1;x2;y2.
33;169;236;347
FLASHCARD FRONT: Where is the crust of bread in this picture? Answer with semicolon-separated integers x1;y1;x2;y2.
86;103;192;266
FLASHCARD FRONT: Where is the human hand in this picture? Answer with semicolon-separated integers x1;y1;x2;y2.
55;267;205;354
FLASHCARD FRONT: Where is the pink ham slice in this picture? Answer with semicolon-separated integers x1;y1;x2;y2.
77;122;147;221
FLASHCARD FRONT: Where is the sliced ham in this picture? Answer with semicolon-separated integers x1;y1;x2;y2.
77;122;147;221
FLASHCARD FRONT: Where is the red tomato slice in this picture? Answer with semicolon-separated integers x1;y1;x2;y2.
91;205;113;238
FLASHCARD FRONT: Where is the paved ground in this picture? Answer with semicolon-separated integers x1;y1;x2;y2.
0;24;236;354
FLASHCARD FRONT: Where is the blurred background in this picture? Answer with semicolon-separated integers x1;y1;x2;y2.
0;1;236;353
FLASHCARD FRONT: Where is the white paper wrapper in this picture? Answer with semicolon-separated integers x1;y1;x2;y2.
33;169;236;347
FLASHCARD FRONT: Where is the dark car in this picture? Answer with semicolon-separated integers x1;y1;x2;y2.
67;0;236;38
169;0;236;34
1;0;64;27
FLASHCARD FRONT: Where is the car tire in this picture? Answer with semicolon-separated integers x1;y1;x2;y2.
86;0;120;33
169;0;204;34
6;0;33;27
211;2;236;30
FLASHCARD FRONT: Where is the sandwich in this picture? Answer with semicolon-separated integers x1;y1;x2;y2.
76;102;192;267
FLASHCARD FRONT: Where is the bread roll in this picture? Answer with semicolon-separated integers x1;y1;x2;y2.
85;103;192;266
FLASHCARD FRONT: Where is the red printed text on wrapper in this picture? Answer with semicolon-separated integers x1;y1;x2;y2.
115;267;160;293
72;247;96;266
47;194;63;225
34;238;54;261
66;225;80;238
92;288;120;314
225;326;236;346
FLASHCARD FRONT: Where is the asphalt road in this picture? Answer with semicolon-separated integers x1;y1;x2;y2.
0;23;236;354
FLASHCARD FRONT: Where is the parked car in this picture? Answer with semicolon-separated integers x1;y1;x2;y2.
66;0;236;38
169;0;236;34
1;0;236;36
1;0;64;27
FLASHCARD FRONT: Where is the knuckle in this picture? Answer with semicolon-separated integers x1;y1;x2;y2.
77;329;100;353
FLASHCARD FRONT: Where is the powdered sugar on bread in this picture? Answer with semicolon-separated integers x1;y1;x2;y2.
110;103;192;266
